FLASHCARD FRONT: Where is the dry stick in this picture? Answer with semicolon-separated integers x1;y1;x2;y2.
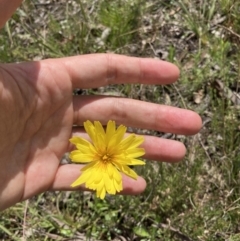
172;83;188;109
219;24;240;39
159;223;195;241
198;134;212;162
22;199;29;241
198;119;212;162
4;21;13;47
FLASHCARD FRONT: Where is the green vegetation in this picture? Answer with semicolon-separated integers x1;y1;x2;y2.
1;0;240;240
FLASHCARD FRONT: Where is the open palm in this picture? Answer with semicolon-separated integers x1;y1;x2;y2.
0;54;202;211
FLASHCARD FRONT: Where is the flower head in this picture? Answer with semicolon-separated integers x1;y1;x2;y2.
69;120;145;199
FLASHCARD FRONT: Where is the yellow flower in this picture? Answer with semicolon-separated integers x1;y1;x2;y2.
69;120;145;199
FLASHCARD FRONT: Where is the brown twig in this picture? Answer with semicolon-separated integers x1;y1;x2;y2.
219;24;240;39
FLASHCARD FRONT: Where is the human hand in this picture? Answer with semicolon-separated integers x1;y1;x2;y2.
0;54;202;211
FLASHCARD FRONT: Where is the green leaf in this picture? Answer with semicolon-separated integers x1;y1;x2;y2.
133;227;151;238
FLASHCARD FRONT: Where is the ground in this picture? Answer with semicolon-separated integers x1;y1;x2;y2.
0;0;240;240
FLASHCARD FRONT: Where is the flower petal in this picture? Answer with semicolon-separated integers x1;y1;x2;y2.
103;173;115;194
80;161;99;172
113;167;122;183
107;125;127;152
70;137;92;148
120;134;136;149
74;144;95;154
69;151;95;163
84;120;97;145
125;148;145;158
113;156;145;166
106;120;116;144
114;162;138;179
97;185;106;199
71;171;90;187
127;136;144;149
120;135;144;150
106;162;114;178
95;133;106;153
94;121;106;136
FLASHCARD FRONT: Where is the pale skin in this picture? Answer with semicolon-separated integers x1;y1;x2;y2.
0;0;202;211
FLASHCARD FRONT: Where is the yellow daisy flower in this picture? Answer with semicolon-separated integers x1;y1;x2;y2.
69;120;145;199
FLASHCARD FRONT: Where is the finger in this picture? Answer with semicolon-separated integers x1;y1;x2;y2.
73;95;202;135
50;164;146;195
70;128;186;163
0;0;23;29
42;54;180;88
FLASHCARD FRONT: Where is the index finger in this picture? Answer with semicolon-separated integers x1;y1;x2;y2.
43;54;180;89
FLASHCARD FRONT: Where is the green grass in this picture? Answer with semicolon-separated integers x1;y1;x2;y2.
1;0;240;240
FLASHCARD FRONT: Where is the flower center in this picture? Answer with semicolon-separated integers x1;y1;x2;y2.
101;154;111;163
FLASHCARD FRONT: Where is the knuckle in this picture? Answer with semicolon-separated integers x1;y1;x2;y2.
110;98;127;121
105;54;118;85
